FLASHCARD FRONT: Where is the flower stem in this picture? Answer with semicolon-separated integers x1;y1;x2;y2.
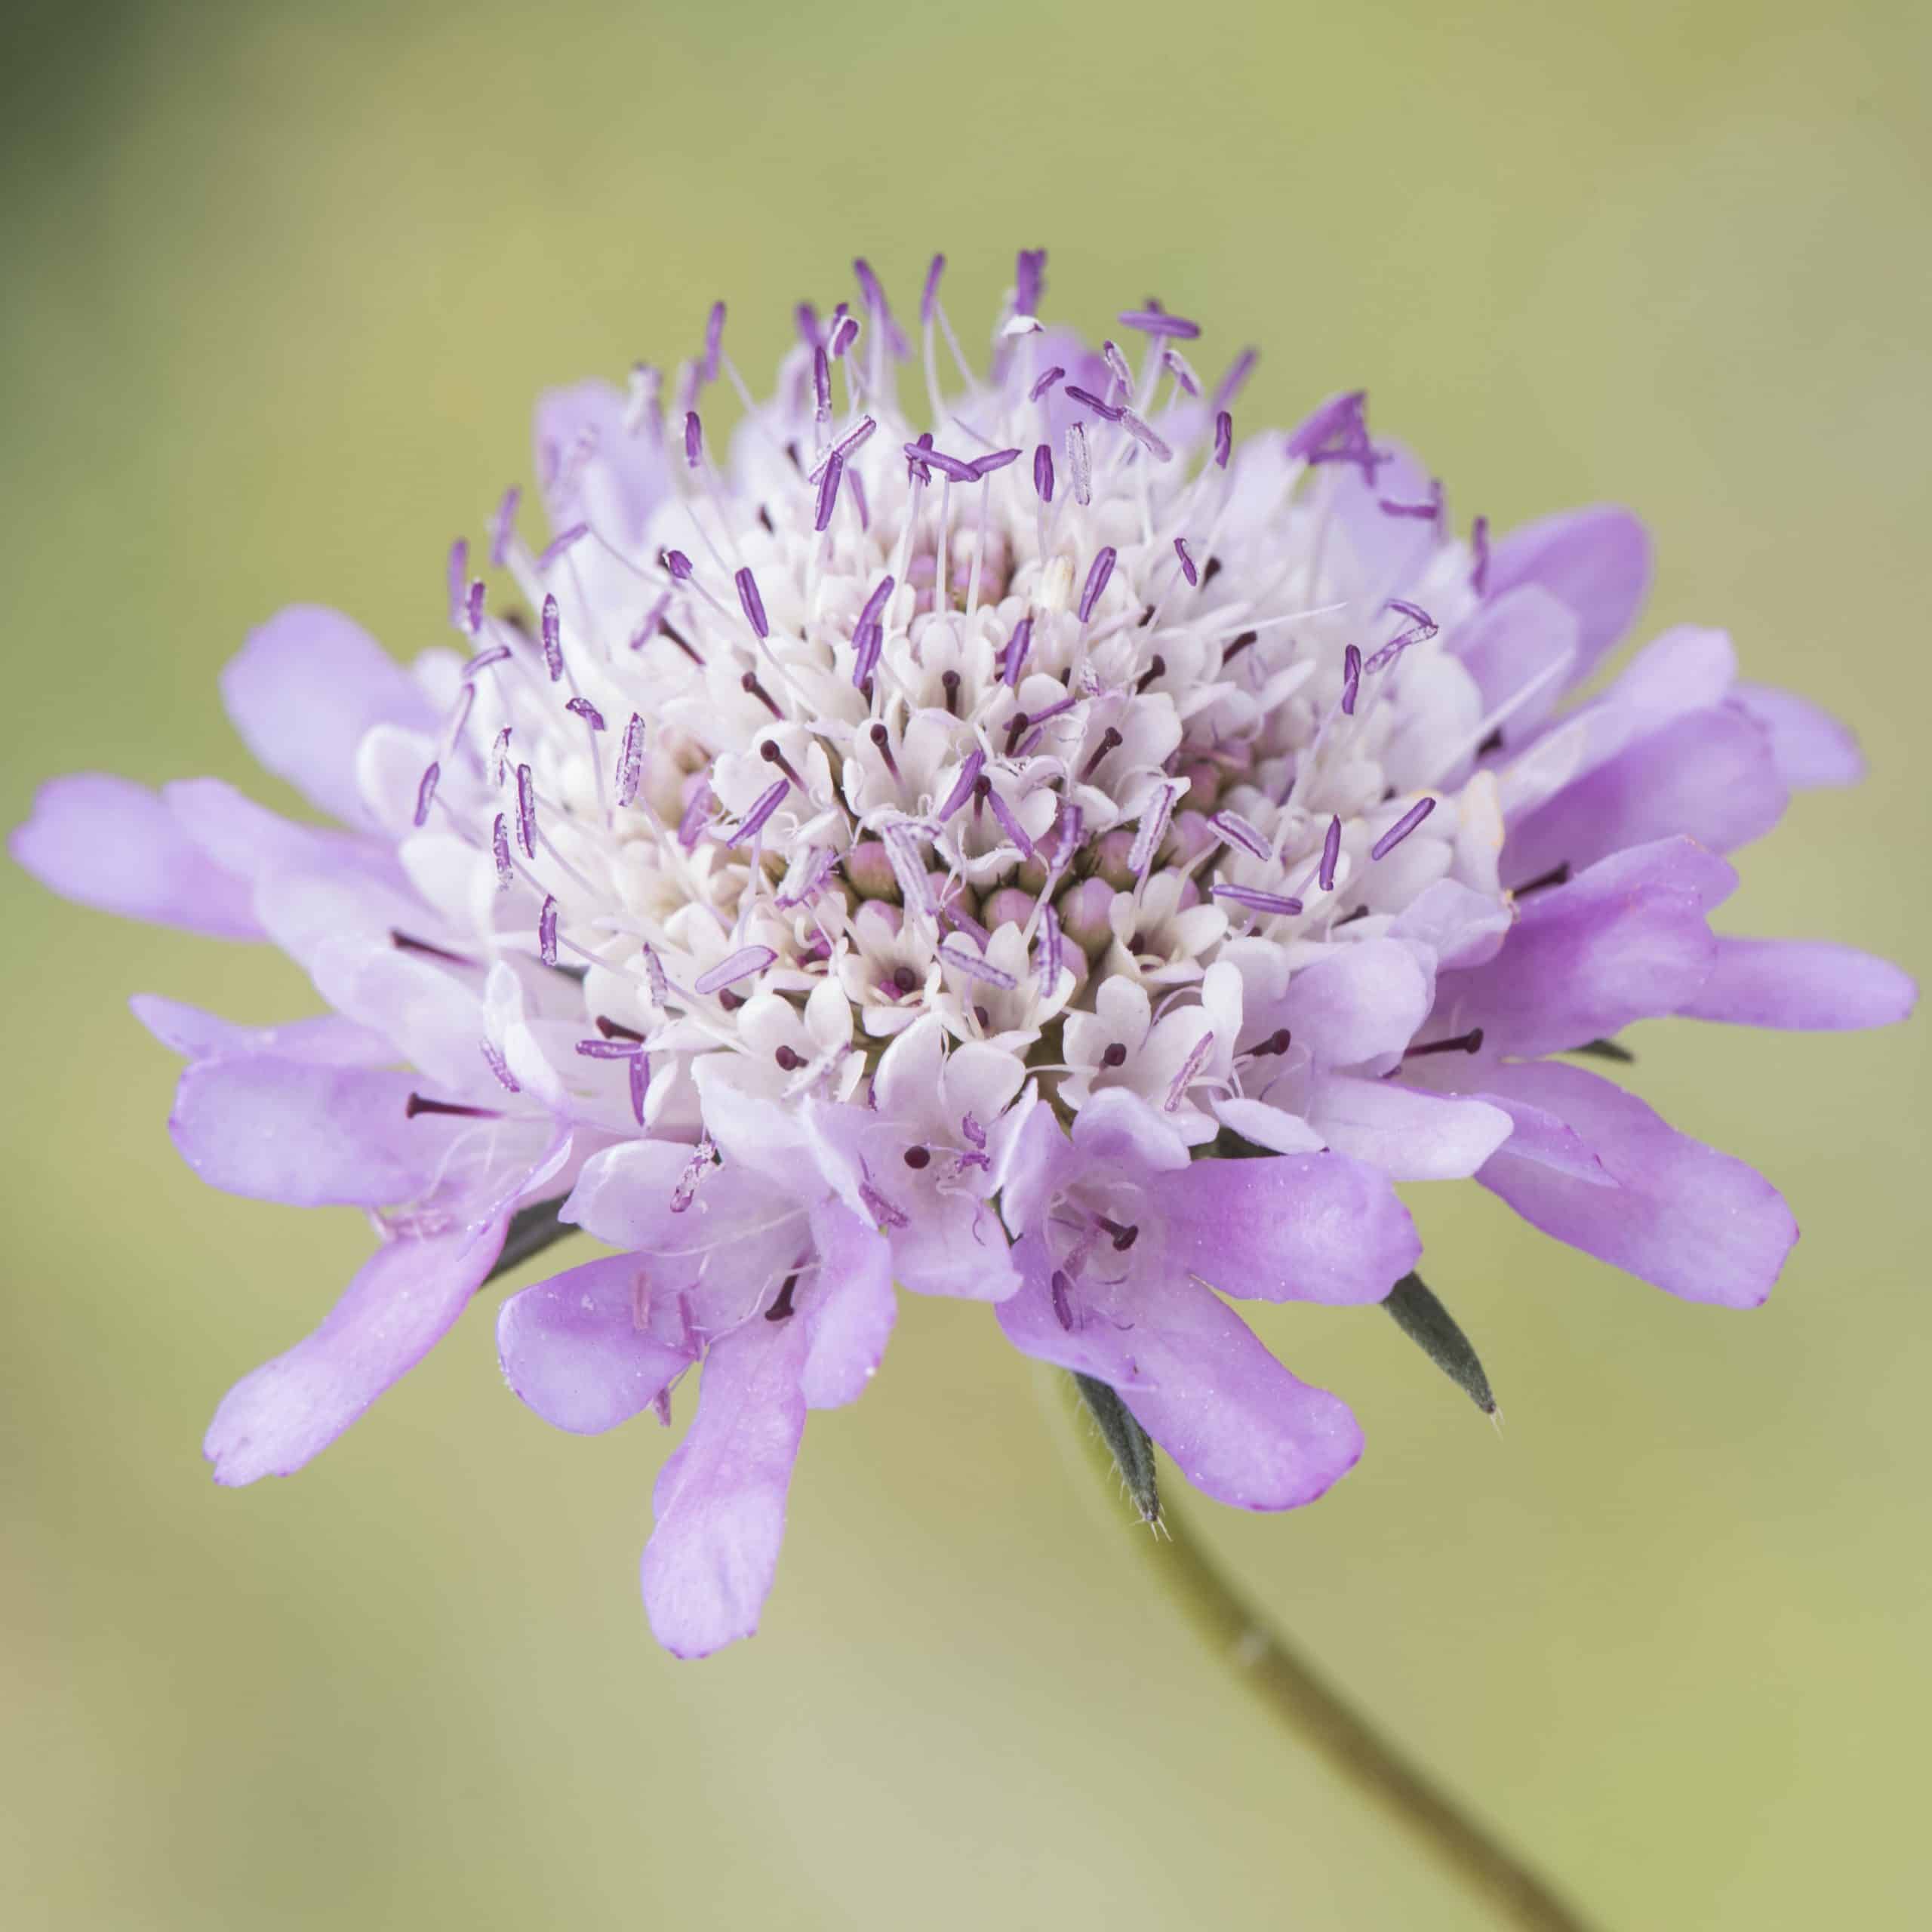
1056;1382;1599;1931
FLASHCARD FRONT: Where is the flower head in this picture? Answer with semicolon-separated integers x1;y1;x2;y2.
11;248;1914;1655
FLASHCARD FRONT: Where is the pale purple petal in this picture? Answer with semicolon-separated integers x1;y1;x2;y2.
205;1215;510;1484
1678;937;1916;1031
1475;1061;1796;1307
130;993;393;1066
641;1313;811;1657
1277;937;1433;1068
998;1239;1364;1509
1444;838;1735;1056
11;774;263;939
219;607;438;829
1308;1075;1515;1181
1445;585;1579;734
497;1254;697;1434
1503;708;1787;887
1727;684;1866;790
1483;504;1651;678
1143;1148;1420;1304
797;1201;897;1408
168;1057;449;1206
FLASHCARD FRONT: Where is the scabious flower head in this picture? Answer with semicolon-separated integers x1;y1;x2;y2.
12;248;1913;1657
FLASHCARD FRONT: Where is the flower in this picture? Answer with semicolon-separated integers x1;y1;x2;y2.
11;249;1915;1656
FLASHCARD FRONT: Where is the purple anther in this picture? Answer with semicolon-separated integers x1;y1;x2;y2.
982;783;1037;861
1121;411;1172;462
1128;781;1177;877
1173;536;1199;586
1371;797;1436;860
921;254;945;325
628;1051;651;1125
852;619;884;688
1103;340;1134;392
491;814;512;889
663;548;694;582
1051;798;1085;868
1029;444;1056;506
813;346;832;427
795;302;821;349
1471;514;1491;597
412;761;439;828
735;566;770;638
1211;883;1305;916
1078;546;1118;623
731;778;789;845
465;580;486;633
1213;410;1233;469
815;454;844;532
1318;814;1343;891
489;486;520;566
447;540;468;629
615;715;646;808
683;411;703;467
538;896;559;968
1050;1269;1075;1331
576;1037;641;1061
1286;389;1370;464
677;780;712;851
1164;1030;1215;1112
1001;614;1033;688
1029;365;1066;402
1038;905;1063;995
971;447;1021;479
694;945;777;998
1066;421;1091;505
537;524;587;572
1209;810;1272;860
1342;644;1362;716
909;443;977;484
566;696;605;731
1163;349;1201;398
540;595;564;679
1064;383;1123;422
938;940;1018;990
481;1038;521;1094
935;749;986;822
1378;478;1444;523
640;942;669;1004
1212;347;1258;412
701;300;725;383
1015;248;1046;318
1118;308;1200;340
829;311;859;360
882;823;935;915
515;764;537;857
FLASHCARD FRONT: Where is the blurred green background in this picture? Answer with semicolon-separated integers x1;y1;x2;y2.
4;1;1927;1925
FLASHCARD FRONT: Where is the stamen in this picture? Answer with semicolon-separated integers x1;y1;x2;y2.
676;781;713;851
868;721;900;780
491;814;512;890
1038;905;1063;995
936;750;986;822
1213;411;1232;469
489;487;520;567
537;524;587;571
1121;411;1172;461
1208;811;1271;860
1065;383;1123;423
731;778;789;846
1128;780;1177;876
1405;1027;1485;1060
1079;728;1124;783
970;448;1021;478
405;1094;501;1121
814;453;844;531
565;697;605;731
663;548;694;581
576;1038;642;1060
765;1274;800;1322
412;761;440;828
701;300;726;383
465;580;486;633
538;896;558;967
1318;815;1343;891
941;669;961;715
615;715;646;808
1003;711;1031;755
464;645;511;680
1471;513;1491;596
1002;614;1034;687
740;669;783;719
1029;365;1066;402
481;1039;520;1093
1095;1214;1142;1251
1078;546;1118;623
660;620;702;664
540;595;564;680
1165;1032;1215;1111
694;945;777;997
937;940;1018;990
1118;308;1199;340
515;764;537;857
1342;644;1362;715
1211;883;1304;915
1371;797;1435;860
735;567;771;639
980;781;1038;861
1174;537;1198;585
684;411;703;467
1251;1027;1293;1057
628;1052;650;1125
1066;421;1092;504
1213;348;1258;411
1050;1270;1075;1331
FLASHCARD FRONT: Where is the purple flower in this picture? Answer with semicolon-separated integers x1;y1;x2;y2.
10;248;1915;1656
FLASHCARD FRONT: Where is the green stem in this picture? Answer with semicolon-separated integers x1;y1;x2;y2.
1060;1386;1600;1931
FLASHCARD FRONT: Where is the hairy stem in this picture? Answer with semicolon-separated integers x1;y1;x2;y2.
1060;1383;1600;1932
